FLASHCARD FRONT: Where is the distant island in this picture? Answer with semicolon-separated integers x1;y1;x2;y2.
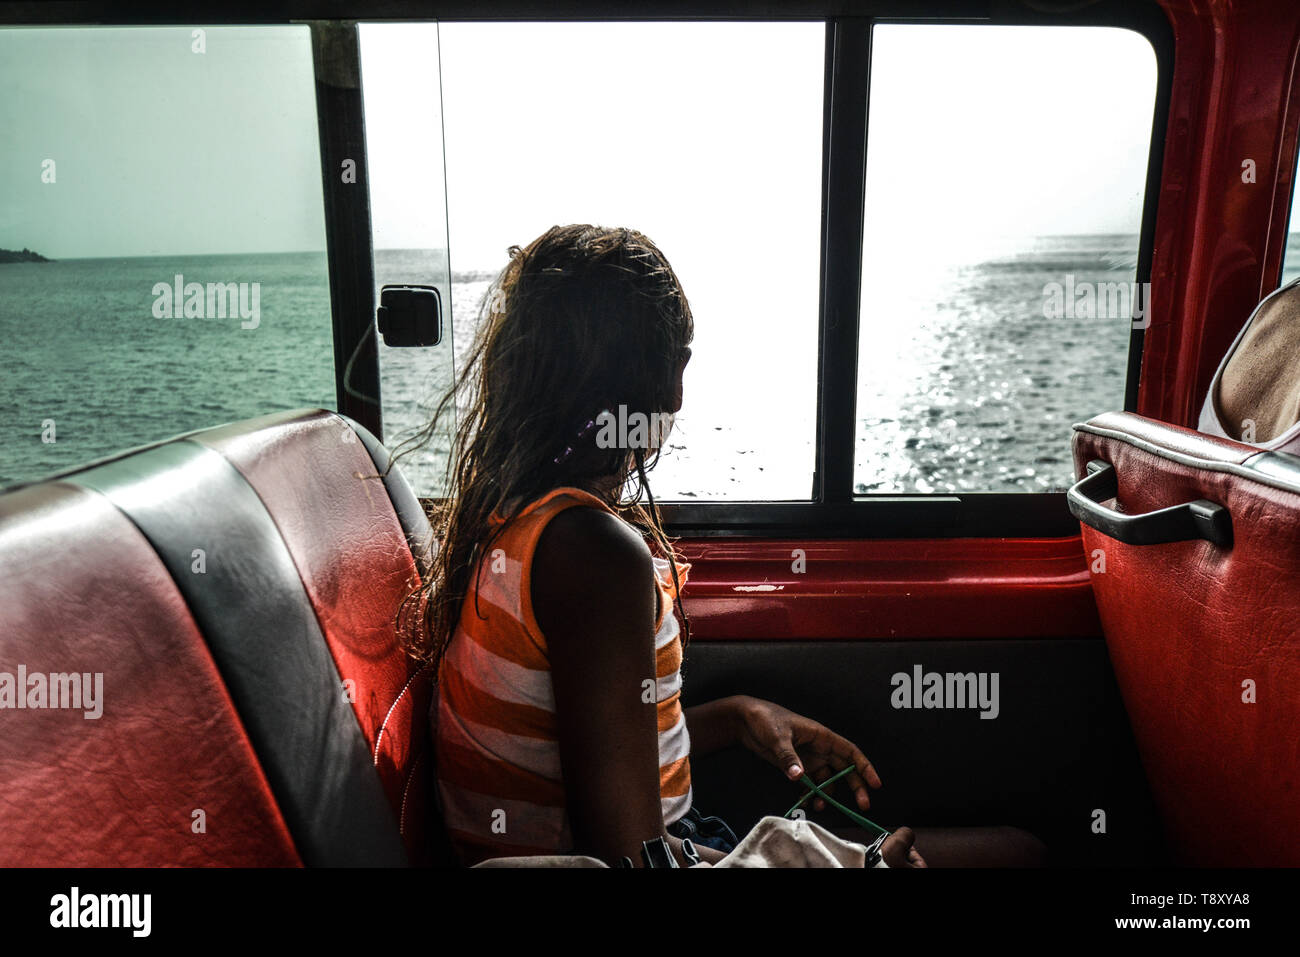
0;247;52;263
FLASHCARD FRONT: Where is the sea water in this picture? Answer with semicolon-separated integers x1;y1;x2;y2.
5;239;1292;497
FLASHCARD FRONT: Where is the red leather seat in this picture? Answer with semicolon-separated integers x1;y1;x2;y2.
0;482;300;866
0;409;440;866
196;410;438;862
1070;411;1300;865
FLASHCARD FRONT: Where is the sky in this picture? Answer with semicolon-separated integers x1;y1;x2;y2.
0;20;1201;265
0;26;325;259
861;23;1157;264
430;21;1159;273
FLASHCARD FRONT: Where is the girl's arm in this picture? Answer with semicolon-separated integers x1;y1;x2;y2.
534;506;707;867
683;696;747;756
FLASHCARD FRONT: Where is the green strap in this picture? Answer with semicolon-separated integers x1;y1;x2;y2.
783;765;890;838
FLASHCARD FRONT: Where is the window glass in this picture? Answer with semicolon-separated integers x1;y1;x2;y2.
0;26;333;488
856;24;1157;494
436;21;825;500
359;22;457;497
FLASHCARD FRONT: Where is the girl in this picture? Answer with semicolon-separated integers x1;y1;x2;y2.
400;224;925;868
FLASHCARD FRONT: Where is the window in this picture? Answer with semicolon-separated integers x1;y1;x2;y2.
433;20;826;501
1;17;1163;517
359;23;456;497
855;24;1157;494
0;26;332;488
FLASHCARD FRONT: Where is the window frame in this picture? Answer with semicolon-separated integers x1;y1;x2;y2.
664;7;1172;538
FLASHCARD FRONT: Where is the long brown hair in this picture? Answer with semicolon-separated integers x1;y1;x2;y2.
393;224;695;674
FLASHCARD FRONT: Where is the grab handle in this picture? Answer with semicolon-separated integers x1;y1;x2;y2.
1067;460;1232;547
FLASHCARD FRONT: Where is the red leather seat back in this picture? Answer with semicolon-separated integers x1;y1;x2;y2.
0;483;300;866
197;409;437;863
1072;411;1300;865
0;408;440;866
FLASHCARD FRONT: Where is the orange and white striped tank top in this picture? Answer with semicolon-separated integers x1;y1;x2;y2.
433;487;693;865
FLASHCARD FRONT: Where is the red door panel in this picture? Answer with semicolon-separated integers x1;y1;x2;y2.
677;537;1100;641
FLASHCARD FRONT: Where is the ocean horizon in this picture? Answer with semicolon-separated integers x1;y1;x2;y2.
5;236;1296;497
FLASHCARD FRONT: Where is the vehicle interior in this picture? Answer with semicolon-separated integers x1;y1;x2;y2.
1;0;1297;869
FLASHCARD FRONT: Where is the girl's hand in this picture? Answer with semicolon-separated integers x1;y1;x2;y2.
881;826;927;868
733;697;883;811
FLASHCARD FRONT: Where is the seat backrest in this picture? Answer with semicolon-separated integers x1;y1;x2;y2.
1071;411;1300;865
0;409;446;866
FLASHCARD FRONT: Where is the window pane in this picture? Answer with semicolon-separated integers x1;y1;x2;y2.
438;21;824;500
856;24;1157;494
359;23;457;498
0;26;332;488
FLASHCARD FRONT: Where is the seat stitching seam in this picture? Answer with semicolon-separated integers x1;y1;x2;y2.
374;660;433;766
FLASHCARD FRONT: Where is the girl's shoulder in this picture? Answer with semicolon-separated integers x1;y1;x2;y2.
496;486;684;612
492;485;617;529
494;486;652;620
483;486;622;563
532;493;650;577
528;495;660;647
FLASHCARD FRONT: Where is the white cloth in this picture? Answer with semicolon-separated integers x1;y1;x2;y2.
709;815;885;868
470;815;886;868
473;854;608;868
